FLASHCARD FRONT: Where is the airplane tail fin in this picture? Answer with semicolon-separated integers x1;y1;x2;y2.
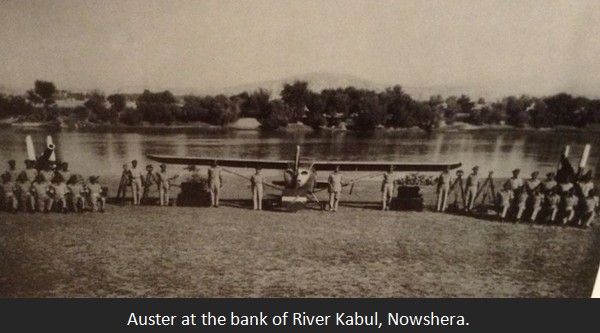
26;135;36;161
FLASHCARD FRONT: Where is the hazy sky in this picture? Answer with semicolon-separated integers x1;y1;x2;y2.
1;0;599;96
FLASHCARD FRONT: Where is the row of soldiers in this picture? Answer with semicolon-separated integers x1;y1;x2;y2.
118;160;266;210
1;159;106;213
435;166;598;228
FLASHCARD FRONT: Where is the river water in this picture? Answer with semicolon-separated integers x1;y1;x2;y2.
0;127;598;182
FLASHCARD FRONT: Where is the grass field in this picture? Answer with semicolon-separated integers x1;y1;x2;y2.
1;177;599;298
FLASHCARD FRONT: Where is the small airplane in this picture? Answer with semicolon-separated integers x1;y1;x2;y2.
148;146;461;211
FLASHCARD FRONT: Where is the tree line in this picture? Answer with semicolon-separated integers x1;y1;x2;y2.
1;80;600;132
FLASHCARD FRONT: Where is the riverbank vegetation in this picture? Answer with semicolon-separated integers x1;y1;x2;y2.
2;80;600;132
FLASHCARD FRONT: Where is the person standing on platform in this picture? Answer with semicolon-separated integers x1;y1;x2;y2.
465;166;480;212
129;160;142;205
328;165;343;212
381;166;396;211
250;167;264;210
436;167;451;212
208;160;223;207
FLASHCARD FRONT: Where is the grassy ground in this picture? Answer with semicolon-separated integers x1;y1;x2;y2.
0;177;599;298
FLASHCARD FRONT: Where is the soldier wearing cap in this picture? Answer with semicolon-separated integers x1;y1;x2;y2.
1;172;18;212
328;165;343;212
57;162;71;186
208;160;222;207
465;166;480;212
525;171;541;193
250;167;264;210
576;172;594;198
436;166;452;212
156;163;178;206
129;159;142;205
540;172;557;194
31;173;52;213
504;169;523;195
22;160;38;183
5;160;20;182
87;176;105;212
381;165;396;211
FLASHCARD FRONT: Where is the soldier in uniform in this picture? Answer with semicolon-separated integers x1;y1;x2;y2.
328;165;343;212
581;189;599;228
540;172;557;194
496;182;513;221
87;176;106;212
546;189;561;223
436;166;451;212
156;164;179;206
22;160;38;183
5;160;20;182
562;188;579;225
525;171;541;192
31;173;52;213
67;175;85;212
15;172;34;212
250;167;264;210
381;165;395;211
576;172;594;198
1;173;18;212
129;160;143;205
51;173;68;213
529;188;545;222
208;160;223;207
505;169;523;195
40;163;56;184
57;162;72;185
465;166;480;212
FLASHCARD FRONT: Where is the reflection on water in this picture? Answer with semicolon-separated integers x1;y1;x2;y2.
0;127;598;181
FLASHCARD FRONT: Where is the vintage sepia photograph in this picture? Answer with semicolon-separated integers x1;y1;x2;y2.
1;0;599;298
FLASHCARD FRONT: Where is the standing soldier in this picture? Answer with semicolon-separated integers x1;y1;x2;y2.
250;167;264;210
525;171;541;192
129;160;142;205
51;174;68;213
40;163;55;184
540;172;557;194
381;165;396;211
156;164;179;206
505;169;523;195
87;176;106;212
57;162;71;185
581;189;598;228
23;160;38;183
1;173;18;212
562;188;579;225
465;166;480;212
5;160;20;182
31;174;52;213
496;182;513;221
576;172;594;197
208;160;223;207
529;188;545;222
328;165;343;212
15;172;34;212
67;175;85;212
436;166;451;212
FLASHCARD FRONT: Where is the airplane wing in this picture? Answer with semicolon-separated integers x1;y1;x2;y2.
311;161;462;172
148;154;461;172
146;154;293;169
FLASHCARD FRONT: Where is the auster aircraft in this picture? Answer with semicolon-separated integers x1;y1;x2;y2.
147;146;462;211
